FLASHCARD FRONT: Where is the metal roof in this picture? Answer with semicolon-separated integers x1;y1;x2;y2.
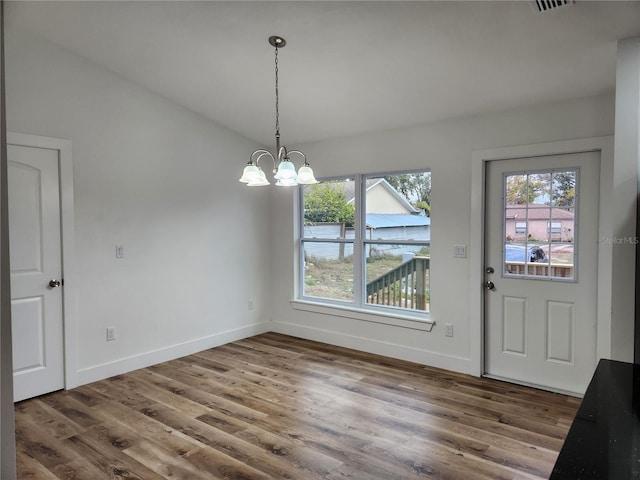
366;214;430;229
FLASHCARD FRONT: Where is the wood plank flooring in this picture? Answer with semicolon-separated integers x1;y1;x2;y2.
15;333;580;479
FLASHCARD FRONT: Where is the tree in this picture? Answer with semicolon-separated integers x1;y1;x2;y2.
303;183;355;226
553;171;575;208
505;172;575;207
505;174;546;204
384;172;431;216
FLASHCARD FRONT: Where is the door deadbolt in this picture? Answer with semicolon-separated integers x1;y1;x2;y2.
486;267;495;274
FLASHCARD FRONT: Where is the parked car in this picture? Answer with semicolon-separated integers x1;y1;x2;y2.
505;244;547;263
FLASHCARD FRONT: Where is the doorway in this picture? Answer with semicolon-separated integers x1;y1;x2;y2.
469;137;614;396
7;133;75;401
484;152;599;395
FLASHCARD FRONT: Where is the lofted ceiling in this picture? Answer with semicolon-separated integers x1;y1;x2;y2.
5;1;640;146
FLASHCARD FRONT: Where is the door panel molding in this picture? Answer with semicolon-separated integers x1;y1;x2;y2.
7;132;77;392
470;136;614;379
502;296;527;356
545;300;574;364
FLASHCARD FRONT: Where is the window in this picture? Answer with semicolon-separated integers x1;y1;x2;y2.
503;169;577;280
547;222;562;234
299;171;431;318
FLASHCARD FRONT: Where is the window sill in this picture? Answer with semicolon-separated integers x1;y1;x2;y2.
290;299;435;332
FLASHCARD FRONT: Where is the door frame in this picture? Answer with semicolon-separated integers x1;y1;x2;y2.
7;132;77;391
470;136;615;378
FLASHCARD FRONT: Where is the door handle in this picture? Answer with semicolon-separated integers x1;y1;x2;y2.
48;279;61;288
486;281;495;291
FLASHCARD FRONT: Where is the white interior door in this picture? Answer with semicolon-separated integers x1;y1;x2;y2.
8;143;64;402
484;151;599;395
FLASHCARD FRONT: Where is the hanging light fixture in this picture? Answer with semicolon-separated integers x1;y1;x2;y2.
239;36;318;187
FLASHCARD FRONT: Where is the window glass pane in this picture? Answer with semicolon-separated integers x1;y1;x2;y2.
302;242;354;302
365;245;430;312
302;180;355;240
504;241;549;276
505;174;527;204
503;169;577;280
550;243;575;278
552;171;576;207
364;172;431;242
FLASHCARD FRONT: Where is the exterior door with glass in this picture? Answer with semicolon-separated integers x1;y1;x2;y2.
484;151;599;395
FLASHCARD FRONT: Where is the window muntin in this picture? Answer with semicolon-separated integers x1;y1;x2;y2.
299;171;431;317
503;169;577;280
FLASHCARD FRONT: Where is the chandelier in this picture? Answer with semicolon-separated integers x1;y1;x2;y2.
239;36;318;187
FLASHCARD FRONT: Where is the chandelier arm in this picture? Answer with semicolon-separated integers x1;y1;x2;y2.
250;149;270;161
287;150;308;165
277;145;289;162
252;150;277;172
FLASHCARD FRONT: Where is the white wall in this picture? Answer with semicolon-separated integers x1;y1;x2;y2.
0;8;17;479
613;37;640;362
4;26;272;385
270;94;625;374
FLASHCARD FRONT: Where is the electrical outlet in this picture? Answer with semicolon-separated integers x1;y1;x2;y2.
248;300;254;310
445;323;454;337
106;327;117;341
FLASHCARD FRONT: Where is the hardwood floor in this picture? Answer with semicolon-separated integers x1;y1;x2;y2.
15;333;579;479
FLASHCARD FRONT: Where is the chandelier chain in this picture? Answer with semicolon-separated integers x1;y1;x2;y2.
275;45;280;137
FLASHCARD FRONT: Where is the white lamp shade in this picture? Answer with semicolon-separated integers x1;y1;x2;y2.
247;168;270;187
275;177;298;187
274;160;297;180
296;165;318;184
239;164;260;183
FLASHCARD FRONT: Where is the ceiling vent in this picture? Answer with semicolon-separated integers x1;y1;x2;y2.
532;0;575;13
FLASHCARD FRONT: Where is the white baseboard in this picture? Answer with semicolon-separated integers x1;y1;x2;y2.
74;319;472;388
270;320;471;375
75;321;270;387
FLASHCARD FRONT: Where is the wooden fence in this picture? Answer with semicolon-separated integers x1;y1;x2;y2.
366;256;430;310
505;262;573;278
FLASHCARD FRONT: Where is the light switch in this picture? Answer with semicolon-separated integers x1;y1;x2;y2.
116;245;125;258
453;245;466;258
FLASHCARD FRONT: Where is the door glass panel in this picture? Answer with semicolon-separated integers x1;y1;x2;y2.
503;169;577;280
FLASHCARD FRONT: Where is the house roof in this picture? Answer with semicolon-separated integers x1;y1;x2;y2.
505;204;574;220
366;214;430;229
343;178;421;214
341;179;379;203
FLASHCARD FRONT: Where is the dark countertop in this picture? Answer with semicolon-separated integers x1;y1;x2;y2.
551;359;640;479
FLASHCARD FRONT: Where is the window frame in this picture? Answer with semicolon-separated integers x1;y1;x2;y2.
295;170;432;326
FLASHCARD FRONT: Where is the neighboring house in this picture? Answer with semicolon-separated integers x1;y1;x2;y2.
304;179;430;260
345;178;421;215
505;203;574;242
